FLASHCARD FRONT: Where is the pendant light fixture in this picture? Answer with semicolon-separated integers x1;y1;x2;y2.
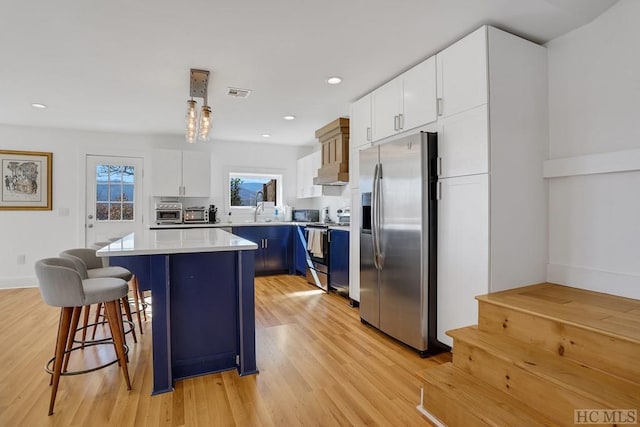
186;69;212;143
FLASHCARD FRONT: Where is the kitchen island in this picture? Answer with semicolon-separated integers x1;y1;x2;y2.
96;228;259;394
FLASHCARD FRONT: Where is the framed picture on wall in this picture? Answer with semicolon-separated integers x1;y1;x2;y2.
0;150;52;210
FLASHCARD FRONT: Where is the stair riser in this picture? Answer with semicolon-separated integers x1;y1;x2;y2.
478;300;639;382
453;340;613;427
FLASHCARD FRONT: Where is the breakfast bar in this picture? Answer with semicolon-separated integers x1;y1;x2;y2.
96;228;259;395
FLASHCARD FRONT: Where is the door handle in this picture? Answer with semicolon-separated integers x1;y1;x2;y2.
436;157;442;176
87;224;94;228
393;115;398;131
88;214;94;219
398;113;404;130
366;127;371;141
436;181;442;201
437;98;443;116
264;239;268;249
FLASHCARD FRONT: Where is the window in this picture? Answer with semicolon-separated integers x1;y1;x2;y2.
229;172;282;208
96;164;135;221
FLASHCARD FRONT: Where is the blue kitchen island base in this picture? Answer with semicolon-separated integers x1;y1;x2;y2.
113;249;257;395
152;250;257;394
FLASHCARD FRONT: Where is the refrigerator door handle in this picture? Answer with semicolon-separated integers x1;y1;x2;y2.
374;163;384;270
372;163;382;270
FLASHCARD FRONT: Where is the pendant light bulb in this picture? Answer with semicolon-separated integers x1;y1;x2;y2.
186;100;197;144
198;105;212;141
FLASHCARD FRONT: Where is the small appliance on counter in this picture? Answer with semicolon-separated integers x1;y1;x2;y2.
183;206;209;224
292;209;320;223
155;201;183;224
208;204;218;223
337;207;350;225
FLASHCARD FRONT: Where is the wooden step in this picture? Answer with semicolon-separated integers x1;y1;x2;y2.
417;363;555;427
476;283;640;382
449;326;640;426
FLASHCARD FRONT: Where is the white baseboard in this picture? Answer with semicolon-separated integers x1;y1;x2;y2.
0;276;38;290
547;263;640;299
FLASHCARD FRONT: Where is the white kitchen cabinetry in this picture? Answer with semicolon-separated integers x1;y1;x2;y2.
296;151;322;198
437;174;489;344
371;56;437;141
436;26;487;119
152;149;211;197
436;26;548;347
437;104;489;178
350;94;372;151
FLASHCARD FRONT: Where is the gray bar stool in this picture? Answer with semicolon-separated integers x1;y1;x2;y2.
35;257;132;416
60;248;138;344
91;241;146;334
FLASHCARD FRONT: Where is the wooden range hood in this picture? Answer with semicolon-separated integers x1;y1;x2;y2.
313;117;349;186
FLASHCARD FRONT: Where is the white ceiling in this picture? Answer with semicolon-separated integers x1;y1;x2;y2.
0;0;617;147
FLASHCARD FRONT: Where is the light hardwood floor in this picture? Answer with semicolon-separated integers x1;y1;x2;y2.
0;274;450;426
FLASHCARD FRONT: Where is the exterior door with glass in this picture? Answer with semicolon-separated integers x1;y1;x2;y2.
85;155;144;246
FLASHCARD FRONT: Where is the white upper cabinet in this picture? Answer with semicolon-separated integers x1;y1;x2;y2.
371;55;437;141
437;104;489;178
181;151;211;197
350;94;372;150
349;95;372;189
372;78;402;141
402;56;437;131
152;149;211;197
436;26;488;119
296;151;322;198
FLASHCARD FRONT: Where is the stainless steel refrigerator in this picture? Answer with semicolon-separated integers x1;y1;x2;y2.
359;131;438;355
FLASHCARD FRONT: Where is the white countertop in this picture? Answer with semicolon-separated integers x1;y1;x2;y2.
96;228;258;257
150;221;351;230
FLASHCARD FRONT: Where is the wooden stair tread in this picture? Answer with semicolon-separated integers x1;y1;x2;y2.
476;283;640;343
418;363;556;427
448;326;640;408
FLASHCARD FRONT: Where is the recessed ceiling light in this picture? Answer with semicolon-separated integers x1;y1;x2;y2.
327;76;342;85
283;115;296;121
262;133;271;138
31;103;47;109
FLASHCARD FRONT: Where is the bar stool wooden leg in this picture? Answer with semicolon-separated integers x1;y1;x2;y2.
140;288;148;321
129;276;144;334
81;305;91;349
91;302;103;340
49;306;73;416
104;300;132;390
120;296;137;343
62;307;82;372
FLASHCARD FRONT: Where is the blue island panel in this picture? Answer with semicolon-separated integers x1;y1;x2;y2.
170;252;238;380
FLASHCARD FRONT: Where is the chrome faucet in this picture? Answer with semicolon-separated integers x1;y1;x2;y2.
254;191;264;222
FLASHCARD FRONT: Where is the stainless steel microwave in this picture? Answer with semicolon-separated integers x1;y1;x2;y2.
292;209;320;222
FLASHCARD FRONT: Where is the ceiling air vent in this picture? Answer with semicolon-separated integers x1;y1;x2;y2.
226;87;252;98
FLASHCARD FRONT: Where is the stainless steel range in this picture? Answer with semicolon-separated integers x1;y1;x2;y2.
304;223;329;291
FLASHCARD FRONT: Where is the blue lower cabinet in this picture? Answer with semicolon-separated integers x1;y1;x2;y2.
329;229;349;292
232;226;291;275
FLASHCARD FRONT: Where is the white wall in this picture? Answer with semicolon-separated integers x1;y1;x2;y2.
0;124;307;288
546;0;640;298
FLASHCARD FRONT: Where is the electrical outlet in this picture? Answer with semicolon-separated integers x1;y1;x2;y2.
17;254;26;264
